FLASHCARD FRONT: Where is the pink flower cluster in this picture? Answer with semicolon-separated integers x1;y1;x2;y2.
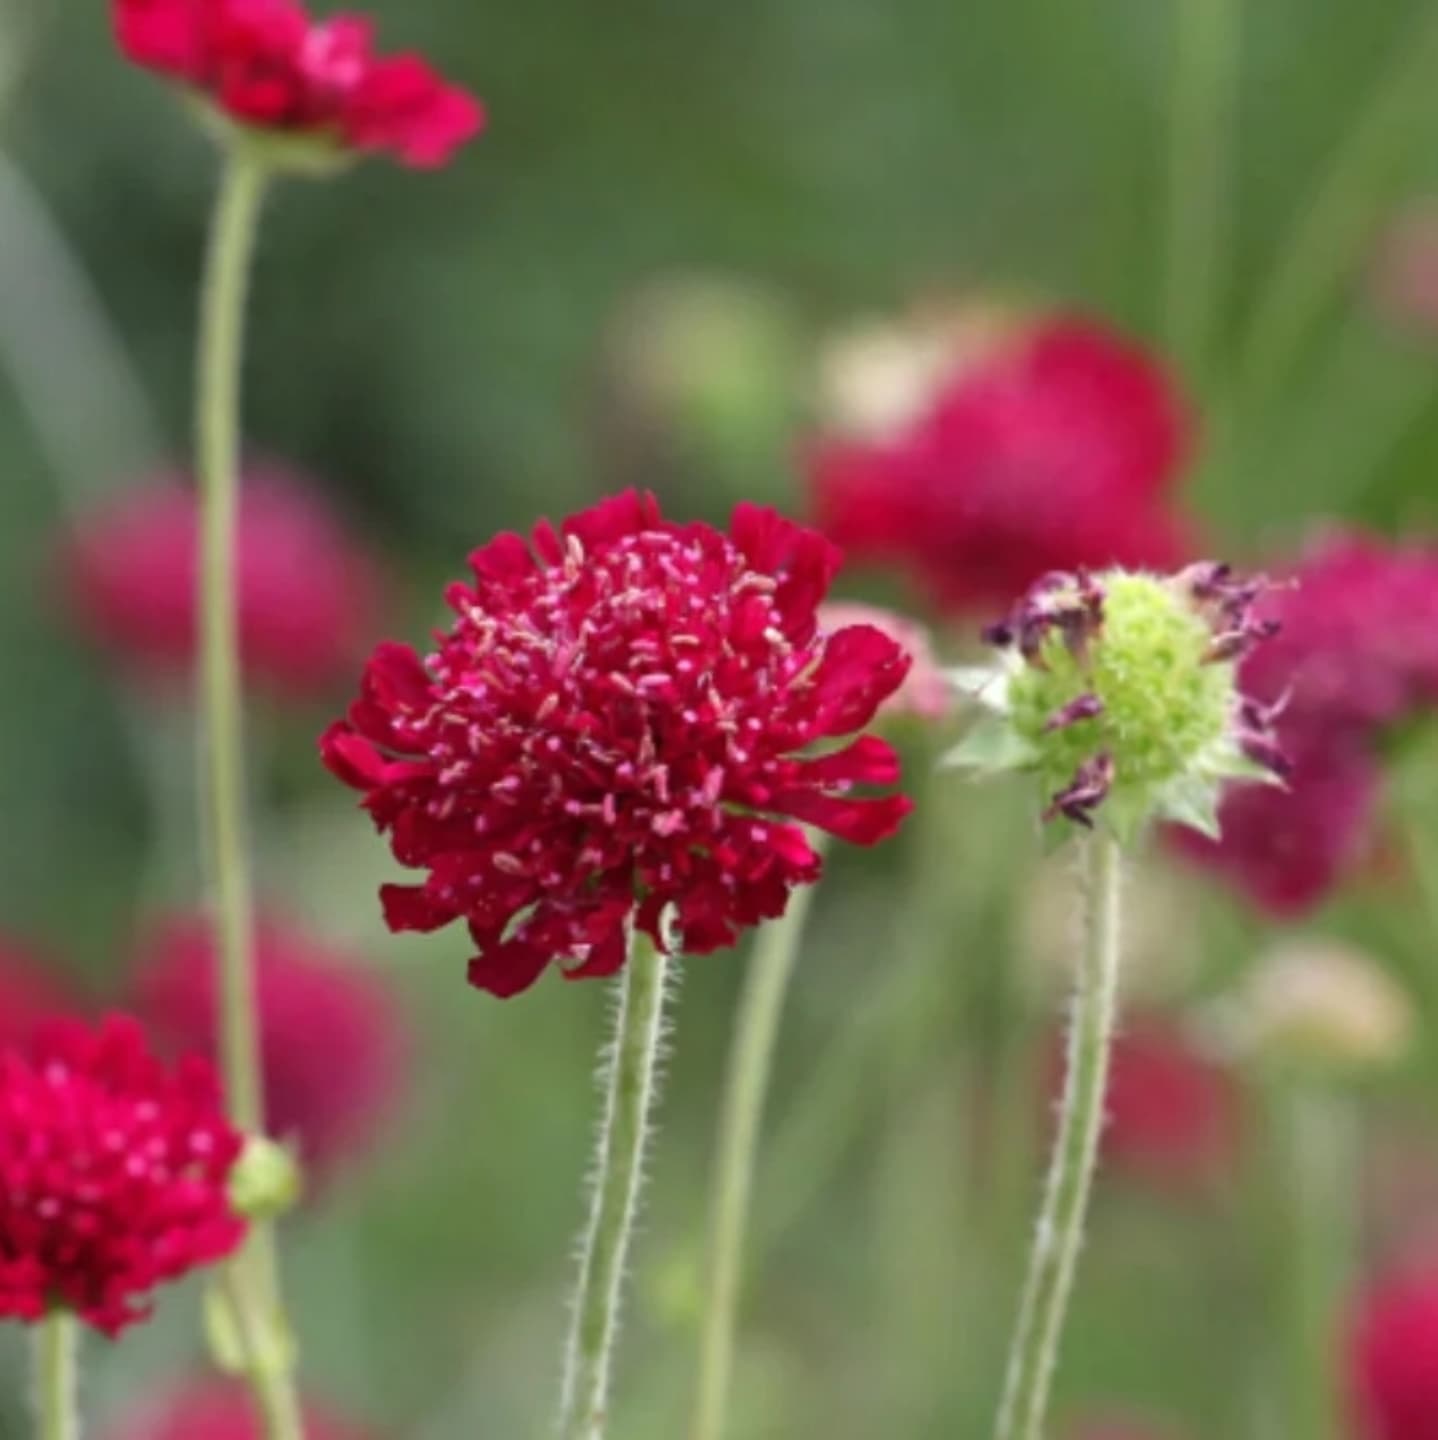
0;1016;245;1335
807;316;1192;613
113;0;482;166
324;491;913;997
1176;532;1438;913
104;1380;370;1440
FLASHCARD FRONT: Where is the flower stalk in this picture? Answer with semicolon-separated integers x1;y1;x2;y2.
689;839;825;1440
195;143;303;1439
559;929;672;1440
32;1313;78;1440
992;829;1123;1440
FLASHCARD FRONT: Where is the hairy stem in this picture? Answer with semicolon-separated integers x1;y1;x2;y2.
196;145;303;1440
689;847;823;1440
992;830;1123;1440
559;931;672;1440
32;1313;78;1440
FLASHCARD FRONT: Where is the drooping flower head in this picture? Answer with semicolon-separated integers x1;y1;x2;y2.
1351;1257;1438;1440
1045;1015;1238;1193
948;564;1286;841
105;1379;370;1440
816;601;952;723
0;1015;245;1335
134;915;406;1183
322;491;913;997
113;0;482;169
0;937;79;1052
1174;531;1438;914
806;311;1193;614
64;464;382;701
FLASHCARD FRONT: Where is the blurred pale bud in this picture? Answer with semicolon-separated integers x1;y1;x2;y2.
815;300;1018;441
818;601;953;723
228;1133;304;1220
596;273;802;505
1207;938;1414;1077
1021;854;1200;1005
1371;205;1438;337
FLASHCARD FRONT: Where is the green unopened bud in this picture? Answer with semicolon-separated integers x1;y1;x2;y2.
229;1134;303;1221
1205;939;1415;1078
946;564;1288;843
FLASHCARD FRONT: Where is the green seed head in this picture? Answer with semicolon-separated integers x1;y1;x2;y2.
946;564;1288;843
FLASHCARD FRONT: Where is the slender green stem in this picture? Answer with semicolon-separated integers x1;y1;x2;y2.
560;931;672;1440
689;843;824;1440
195;146;303;1440
992;831;1123;1440
32;1313;78;1440
1163;0;1240;386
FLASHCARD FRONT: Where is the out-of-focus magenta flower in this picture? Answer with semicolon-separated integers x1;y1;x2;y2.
1046;1016;1238;1192
1173;531;1438;914
105;1380;370;1440
817;601;951;722
806;313;1193;614
135;915;405;1182
1066;1418;1184;1440
113;0;482;168
0;937;78;1051
65;464;382;701
0;1015;244;1335
322;490;913;998
1371;205;1438;339
1351;1257;1438;1440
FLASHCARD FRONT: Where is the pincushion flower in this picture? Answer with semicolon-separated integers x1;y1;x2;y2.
322;490;913;997
135;915;406;1181
816;601;951;722
65;464;382;700
0;1015;245;1335
113;0;483;169
947;564;1287;842
1351;1258;1438;1439
1174;531;1438;913
806;312;1193;614
106;1379;370;1440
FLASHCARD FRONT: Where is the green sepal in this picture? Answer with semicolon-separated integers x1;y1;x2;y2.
941;715;1039;776
945;665;1011;712
1153;774;1223;840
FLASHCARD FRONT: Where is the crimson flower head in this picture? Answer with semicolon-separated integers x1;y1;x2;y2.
806;312;1193;614
0;1015;245;1336
1351;1257;1438;1440
113;0;482;169
105;1379;370;1440
323;491;913;997
1045;1016;1238;1192
65;464;382;701
1174;531;1438;914
134;915;405;1183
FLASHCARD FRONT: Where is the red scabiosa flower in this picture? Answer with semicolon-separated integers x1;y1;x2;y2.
0;937;78;1051
1043;1016;1238;1192
1351;1257;1438;1440
113;0;482;169
0;1015;245;1335
806;311;1193;614
816;601;951;722
64;464;382;701
105;1379;370;1440
135;915;405;1183
322;491;913;997
1174;531;1438;914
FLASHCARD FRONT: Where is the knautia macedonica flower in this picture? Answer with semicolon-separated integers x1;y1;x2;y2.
1351;1257;1438;1440
0;1015;245;1335
64;465;383;701
323;491;913;997
806;310;1193;614
105;1379;370;1440
947;564;1287;841
113;0;483;169
134;914;407;1184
